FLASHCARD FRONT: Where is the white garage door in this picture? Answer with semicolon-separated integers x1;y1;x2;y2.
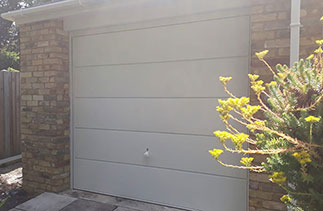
72;11;250;211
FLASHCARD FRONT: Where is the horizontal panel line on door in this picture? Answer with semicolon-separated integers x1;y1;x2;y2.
74;127;218;138
74;157;247;181
72;13;250;38
73;55;248;68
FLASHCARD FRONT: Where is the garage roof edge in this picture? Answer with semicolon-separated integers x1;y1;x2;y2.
1;0;76;24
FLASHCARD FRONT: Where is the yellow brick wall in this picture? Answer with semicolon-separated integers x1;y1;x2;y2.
250;1;289;211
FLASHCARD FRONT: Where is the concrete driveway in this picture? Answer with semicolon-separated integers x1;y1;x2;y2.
9;191;187;211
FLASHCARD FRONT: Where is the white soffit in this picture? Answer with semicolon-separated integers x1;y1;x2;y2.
64;0;251;32
1;0;251;27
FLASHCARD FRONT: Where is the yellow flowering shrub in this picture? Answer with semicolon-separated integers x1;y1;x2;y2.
240;157;254;167
269;172;287;184
208;149;223;160
281;195;291;203
292;151;312;165
255;49;269;60
304;116;321;123
209;17;323;211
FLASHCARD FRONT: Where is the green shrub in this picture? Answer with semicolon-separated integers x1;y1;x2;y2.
0;197;7;208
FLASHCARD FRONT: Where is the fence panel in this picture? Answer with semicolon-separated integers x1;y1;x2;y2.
0;70;21;160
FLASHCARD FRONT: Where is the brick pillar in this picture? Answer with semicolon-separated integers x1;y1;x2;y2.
19;19;70;193
249;0;290;210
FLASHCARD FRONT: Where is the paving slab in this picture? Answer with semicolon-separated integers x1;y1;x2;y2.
62;190;187;211
113;207;140;211
61;190;118;204
116;199;185;211
60;199;116;211
16;192;76;211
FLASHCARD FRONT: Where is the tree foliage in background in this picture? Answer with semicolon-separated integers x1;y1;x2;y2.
0;0;53;70
209;18;323;211
0;0;20;51
0;49;19;70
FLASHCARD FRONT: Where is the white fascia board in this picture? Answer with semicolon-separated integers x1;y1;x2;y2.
0;0;152;25
1;0;78;23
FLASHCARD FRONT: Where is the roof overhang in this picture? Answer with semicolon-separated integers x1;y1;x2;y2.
1;0;152;25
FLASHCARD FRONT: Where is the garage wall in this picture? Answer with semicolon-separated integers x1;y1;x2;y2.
15;0;322;210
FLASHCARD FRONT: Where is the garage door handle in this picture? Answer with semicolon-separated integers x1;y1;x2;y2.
144;148;150;158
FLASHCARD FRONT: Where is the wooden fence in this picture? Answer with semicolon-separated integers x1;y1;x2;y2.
0;70;20;160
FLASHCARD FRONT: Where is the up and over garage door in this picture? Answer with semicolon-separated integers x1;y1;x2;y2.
71;7;250;211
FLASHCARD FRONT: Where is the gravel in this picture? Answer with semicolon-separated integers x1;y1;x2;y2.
0;162;32;211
